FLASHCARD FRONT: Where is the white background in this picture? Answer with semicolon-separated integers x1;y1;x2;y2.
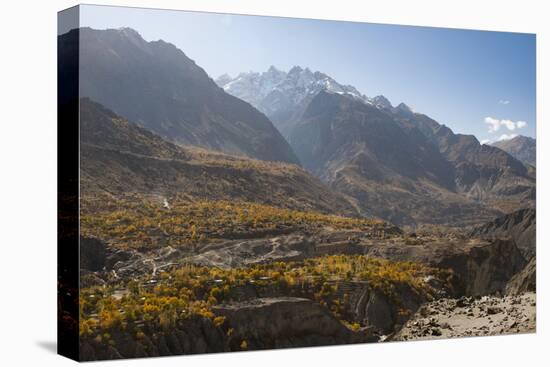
0;0;548;365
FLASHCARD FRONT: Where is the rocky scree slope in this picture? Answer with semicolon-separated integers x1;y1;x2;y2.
505;257;536;295
393;292;535;341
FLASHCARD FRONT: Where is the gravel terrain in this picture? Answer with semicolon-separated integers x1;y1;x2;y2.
394;292;535;341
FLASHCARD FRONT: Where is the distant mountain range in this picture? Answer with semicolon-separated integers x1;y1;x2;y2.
217;66;368;137
217;67;423;138
63;27;535;227
220;66;535;226
492;136;536;167
60;28;298;164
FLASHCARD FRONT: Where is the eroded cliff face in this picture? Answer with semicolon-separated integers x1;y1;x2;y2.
80;287;434;361
213;297;376;350
216;280;445;336
438;239;526;296
79;297;377;361
468;208;536;260
506;257;536;295
334;281;433;334
80;315;227;361
362;237;526;297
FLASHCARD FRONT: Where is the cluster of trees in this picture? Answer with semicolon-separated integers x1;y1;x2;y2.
80;194;388;251
79;255;451;340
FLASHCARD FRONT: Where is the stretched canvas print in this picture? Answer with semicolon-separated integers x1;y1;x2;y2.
58;4;537;361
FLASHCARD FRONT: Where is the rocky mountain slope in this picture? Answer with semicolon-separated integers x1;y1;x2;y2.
288;90;503;226
468;208;535;260
79;98;356;216
221;66;535;226
394;111;535;210
506;257;536;295
493;135;536;167
217;66;367;137
60;28;298;164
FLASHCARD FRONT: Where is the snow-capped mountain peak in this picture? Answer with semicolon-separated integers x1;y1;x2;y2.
216;66;371;109
217;66;419;136
371;95;393;109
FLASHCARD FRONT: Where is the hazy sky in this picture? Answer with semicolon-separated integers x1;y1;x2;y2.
79;4;536;143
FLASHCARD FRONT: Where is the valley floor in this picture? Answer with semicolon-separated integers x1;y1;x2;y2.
75;195;536;360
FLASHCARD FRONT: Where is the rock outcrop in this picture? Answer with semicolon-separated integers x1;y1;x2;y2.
214;297;375;350
362;237;526;296
506;257;536;295
335;282;432;334
216;282;443;336
469;208;536;260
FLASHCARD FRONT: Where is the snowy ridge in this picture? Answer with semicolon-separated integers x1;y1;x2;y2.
216;66;419;118
217;66;377;111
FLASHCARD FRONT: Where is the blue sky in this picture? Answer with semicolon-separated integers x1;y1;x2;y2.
79;5;536;143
